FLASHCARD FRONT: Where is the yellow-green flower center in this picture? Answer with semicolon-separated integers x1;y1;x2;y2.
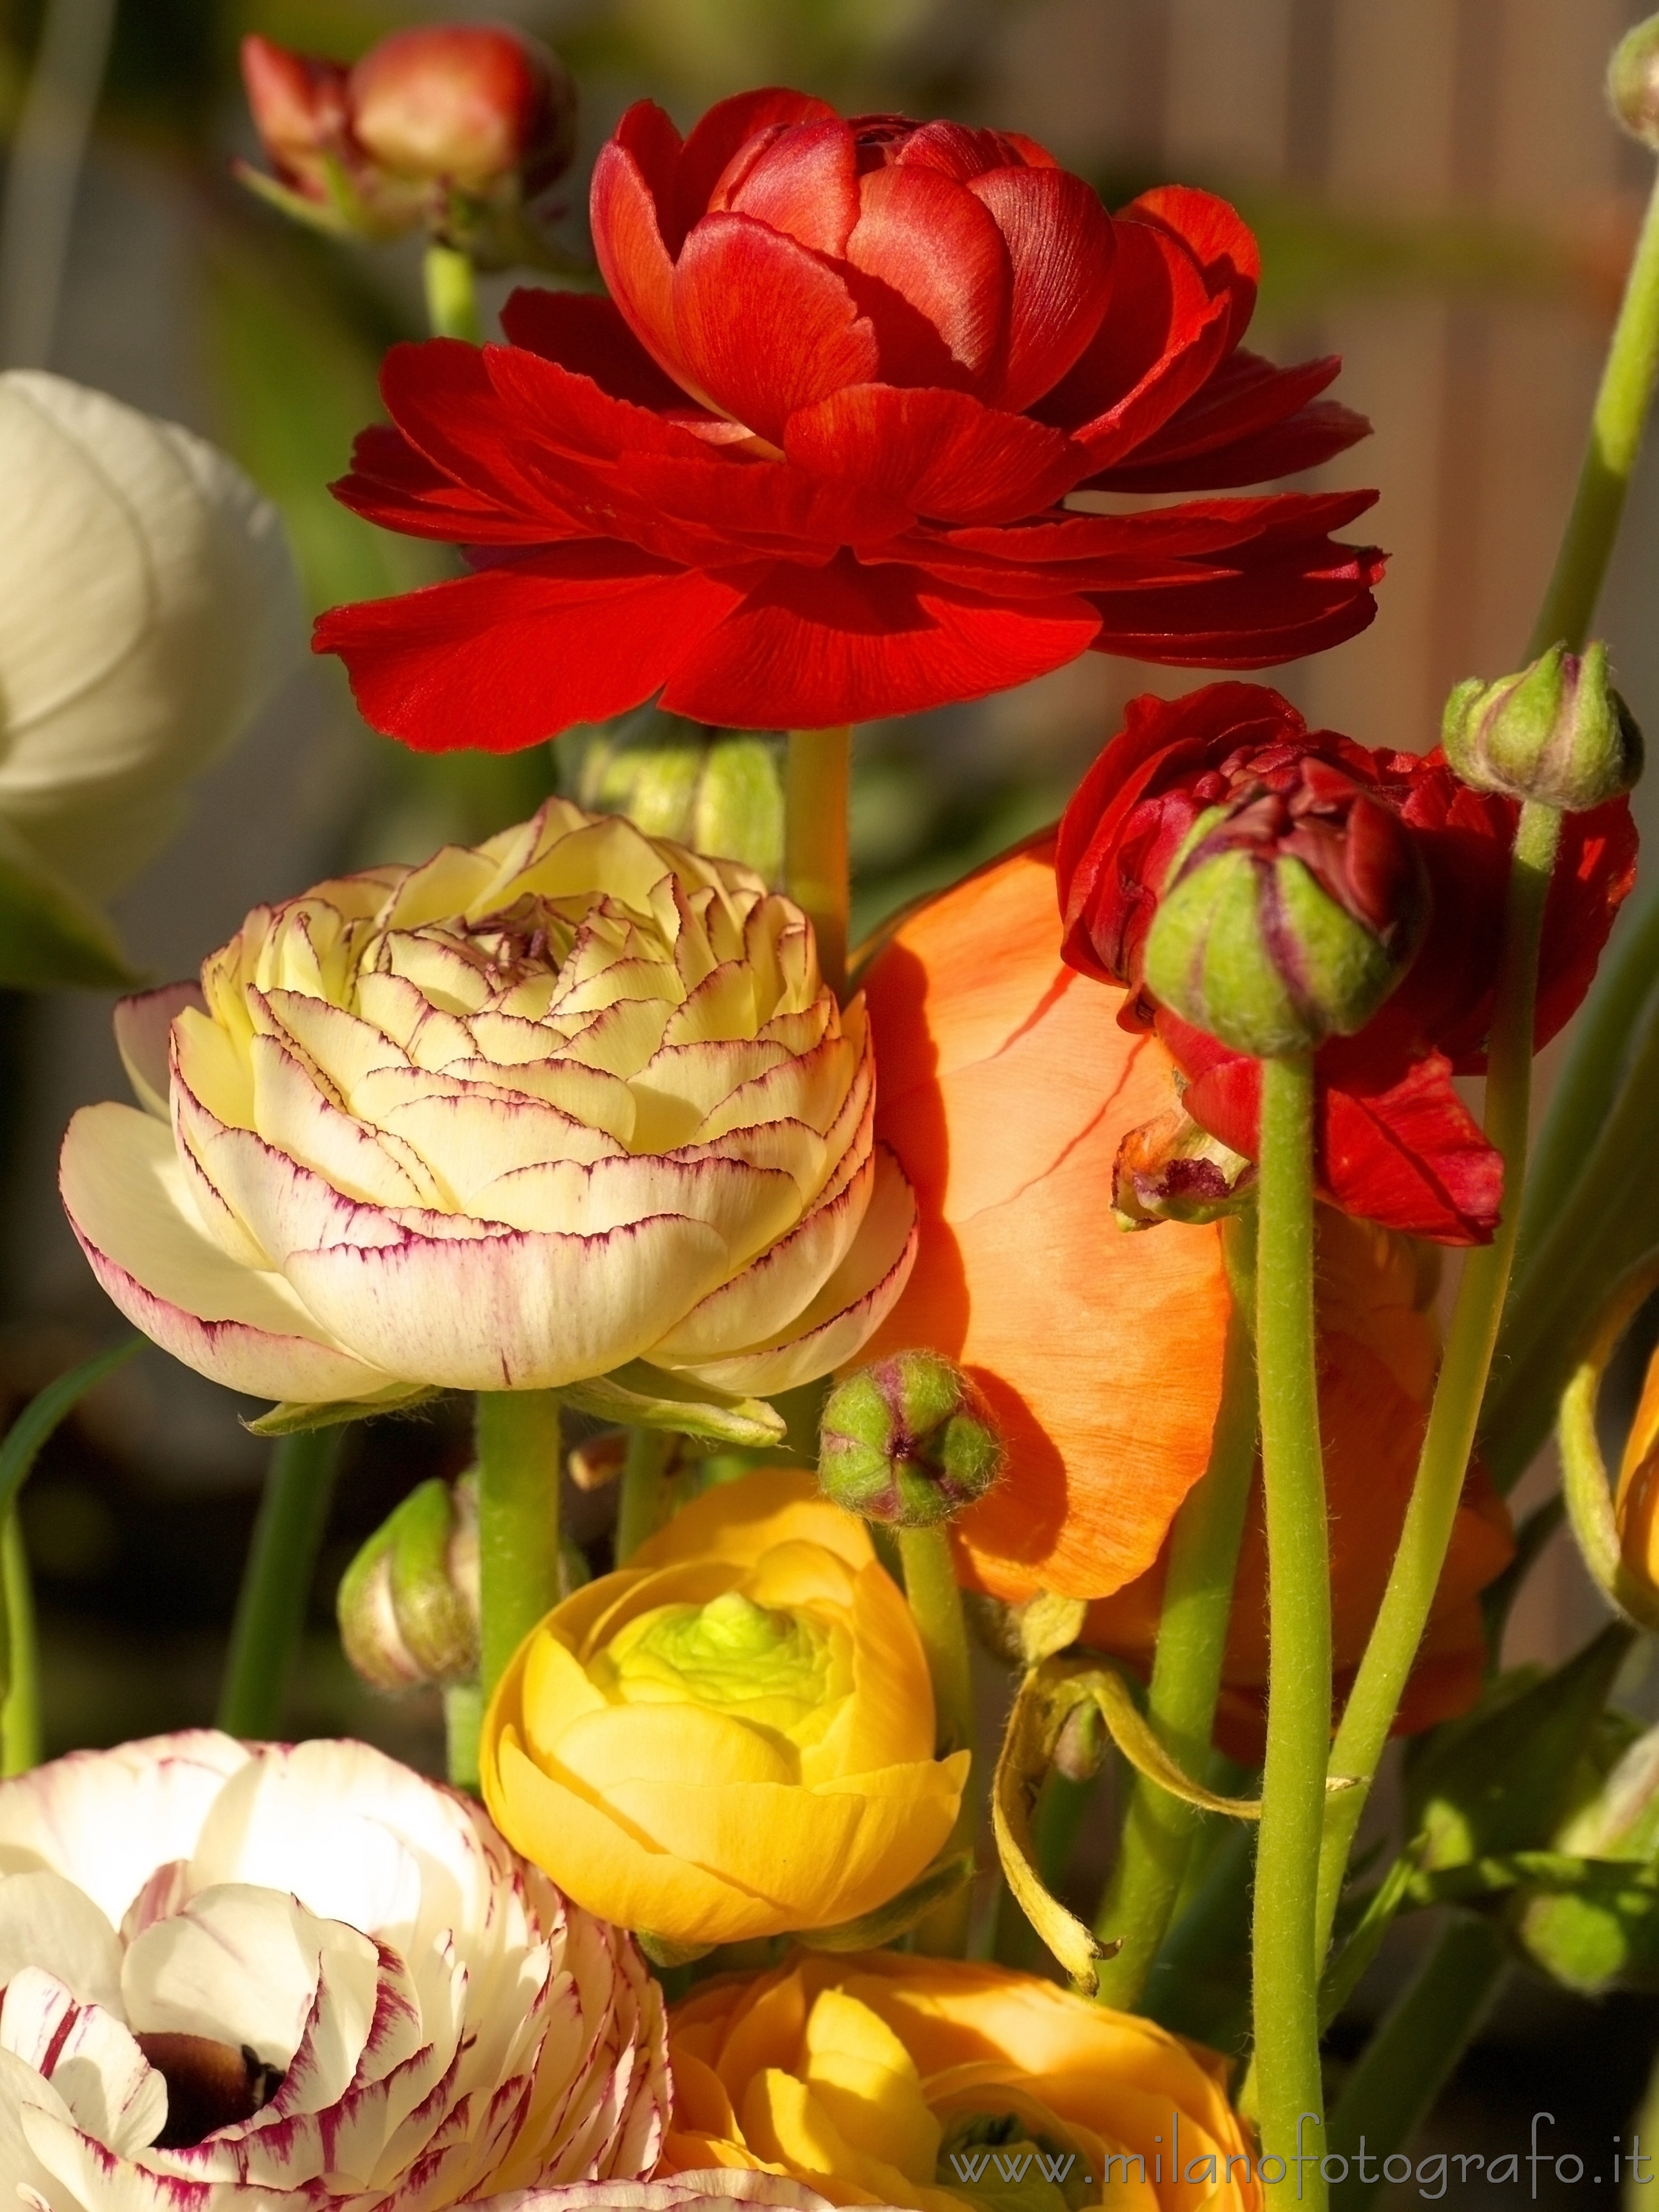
596;1589;843;1739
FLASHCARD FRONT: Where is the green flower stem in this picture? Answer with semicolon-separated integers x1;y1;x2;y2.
444;1683;483;1793
1512;871;1659;1286
1092;1264;1259;2008
218;1428;342;1739
1251;1050;1331;2211
423;243;481;341
1316;800;1562;1954
615;1427;676;1563
785;727;851;997
476;1390;562;1699
1;1514;39;1776
1326;1916;1507;2211
899;1521;976;1957
1524;158;1659;662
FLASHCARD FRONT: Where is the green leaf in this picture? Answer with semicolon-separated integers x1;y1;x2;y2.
635;1929;713;1969
561;1363;786;1447
0;1336;143;1519
246;1386;442;1437
796;1853;975;1953
0;821;140;991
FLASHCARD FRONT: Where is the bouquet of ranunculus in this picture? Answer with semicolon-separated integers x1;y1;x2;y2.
17;11;1659;2211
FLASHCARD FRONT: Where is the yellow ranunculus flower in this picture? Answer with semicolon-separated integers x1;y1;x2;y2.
59;802;915;1410
480;1470;969;1948
664;1950;1261;2212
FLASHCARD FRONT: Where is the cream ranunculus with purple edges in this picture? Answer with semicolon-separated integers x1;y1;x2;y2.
57;801;917;1420
0;1730;668;2212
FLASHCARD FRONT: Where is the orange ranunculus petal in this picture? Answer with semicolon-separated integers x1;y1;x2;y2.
860;841;1231;1599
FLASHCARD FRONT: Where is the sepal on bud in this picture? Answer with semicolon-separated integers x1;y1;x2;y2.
818;1350;1004;1526
1442;641;1642;811
1141;761;1428;1058
337;1474;479;1692
1611;14;1659;149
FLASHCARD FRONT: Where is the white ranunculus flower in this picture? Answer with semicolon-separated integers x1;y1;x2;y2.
0;372;301;906
0;1731;669;2212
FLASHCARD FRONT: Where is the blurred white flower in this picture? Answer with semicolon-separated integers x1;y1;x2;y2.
0;372;300;918
0;1730;668;2212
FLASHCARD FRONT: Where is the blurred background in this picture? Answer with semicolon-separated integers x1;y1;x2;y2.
3;1;1658;2197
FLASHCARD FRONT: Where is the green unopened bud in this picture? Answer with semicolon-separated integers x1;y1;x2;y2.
1052;1697;1107;1784
566;711;784;882
1442;640;1642;811
1142;758;1427;1058
1611;14;1659;148
337;1474;479;1692
818;1351;1004;1526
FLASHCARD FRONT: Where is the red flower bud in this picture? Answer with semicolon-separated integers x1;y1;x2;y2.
1057;682;1637;1241
237;23;574;255
348;27;575;199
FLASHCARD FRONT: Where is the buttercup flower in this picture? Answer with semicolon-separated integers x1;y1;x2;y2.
858;838;1512;1728
314;89;1382;749
0;1730;667;2212
481;1469;969;1947
59;801;915;1410
663;1949;1261;2210
1055;682;1638;1241
238;25;576;254
0;373;298;966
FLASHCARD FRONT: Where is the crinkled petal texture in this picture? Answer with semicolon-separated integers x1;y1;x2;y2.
1054;682;1638;1243
314;94;1381;749
0;372;301;899
663;1949;1261;2212
59;800;915;1405
482;1470;968;1948
858;838;1513;1728
0;1731;668;2212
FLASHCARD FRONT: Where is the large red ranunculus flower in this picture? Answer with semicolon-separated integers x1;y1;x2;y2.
314;88;1384;748
1056;682;1638;1244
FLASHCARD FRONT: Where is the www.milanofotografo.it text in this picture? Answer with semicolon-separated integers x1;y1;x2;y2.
945;2112;1659;2198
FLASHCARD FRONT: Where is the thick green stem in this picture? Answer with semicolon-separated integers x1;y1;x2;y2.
1;1514;39;1775
444;1683;482;1791
1252;1051;1331;2211
423;242;481;341
785;728;851;997
1093;1278;1259;2007
615;1427;675;1563
476;1391;562;1699
1317;802;1561;1948
1327;1916;1506;2211
218;1428;342;1739
1524;161;1659;661
899;1522;976;1957
1513;874;1659;1286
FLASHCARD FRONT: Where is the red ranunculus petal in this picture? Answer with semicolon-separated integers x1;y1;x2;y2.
1128;184;1260;347
499;289;693;413
669;87;838;248
1036;215;1234;462
331;423;557;544
1086;529;1385;666
590;136;698;398
844;163;1010;387
672;212;880;440
1175;1026;1504;1244
1087;349;1370;491
970;167;1115;413
659;552;1100;728
314;547;742;752
782;384;1083;526
710;115;860;258
891;118;1058;181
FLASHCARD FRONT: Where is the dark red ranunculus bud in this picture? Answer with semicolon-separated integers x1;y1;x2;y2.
1057;682;1638;1243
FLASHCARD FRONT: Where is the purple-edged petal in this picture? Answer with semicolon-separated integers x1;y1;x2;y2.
113;982;205;1121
